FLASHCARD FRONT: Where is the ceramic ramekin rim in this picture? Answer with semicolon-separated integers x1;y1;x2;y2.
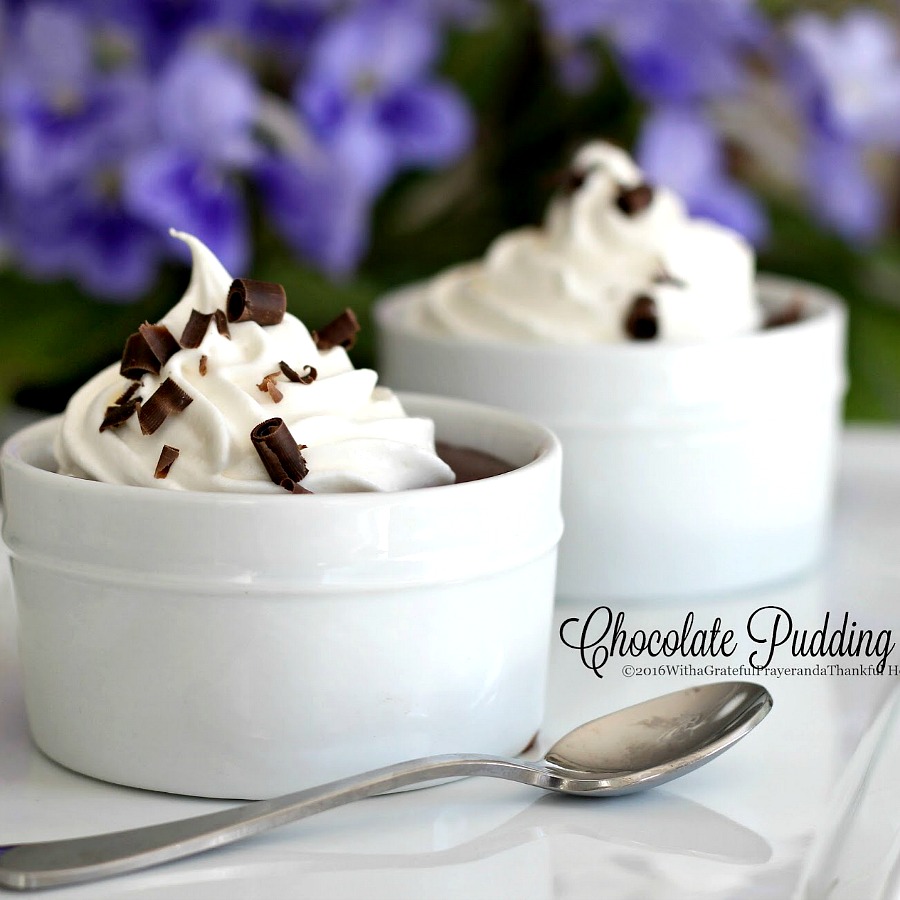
0;391;561;508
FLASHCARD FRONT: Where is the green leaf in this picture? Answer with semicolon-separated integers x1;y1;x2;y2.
0;268;175;413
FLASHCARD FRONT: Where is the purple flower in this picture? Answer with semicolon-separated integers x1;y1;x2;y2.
236;0;330;55
124;148;250;274
6;182;163;299
98;0;239;67
122;46;260;273
13;2;92;95
804;132;883;243
537;0;765;102
153;46;259;167
376;81;472;168
4;181;78;281
789;9;900;147
296;1;473;195
636;105;767;244
784;9;900;241
1;4;151;194
534;0;622;40
255;152;371;275
0;3;161;297
68;200;164;300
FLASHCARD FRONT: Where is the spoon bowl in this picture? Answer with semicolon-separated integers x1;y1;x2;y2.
0;681;772;891
541;681;770;792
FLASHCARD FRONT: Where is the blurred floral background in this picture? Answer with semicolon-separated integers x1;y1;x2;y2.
0;0;899;419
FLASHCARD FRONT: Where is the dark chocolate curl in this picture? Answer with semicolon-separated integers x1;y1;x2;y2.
278;360;301;382
138;378;194;435
214;309;231;339
227;278;287;326
115;382;141;406
100;401;138;432
120;331;162;379
139;323;180;366
180;310;213;348
100;380;143;432
120;323;180;379
279;361;317;384
154;445;180;479
257;372;284;403
624;295;659;341
616;183;654;216
251;417;309;490
313;309;360;350
283;479;313;494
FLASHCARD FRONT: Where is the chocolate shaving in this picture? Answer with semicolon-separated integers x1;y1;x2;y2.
227;278;287;326
278;360;301;382
251;417;309;491
180;310;213;348
257;371;284;403
283;479;313;494
765;296;805;329
138;378;193;435
100;381;142;432
140;323;180;365
313;309;360;350
279;361;317;384
624;295;659;340
154;445;179;479
616;183;654;217
100;400;138;432
199;354;208;376
214;309;230;339
115;382;141;406
120;323;180;379
120;331;162;379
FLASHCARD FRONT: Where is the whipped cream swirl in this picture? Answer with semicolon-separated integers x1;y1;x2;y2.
404;142;761;343
57;231;454;493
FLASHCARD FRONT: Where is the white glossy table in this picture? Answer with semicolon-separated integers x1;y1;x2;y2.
2;427;899;899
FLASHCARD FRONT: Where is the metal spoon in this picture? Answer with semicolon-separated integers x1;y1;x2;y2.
0;681;771;891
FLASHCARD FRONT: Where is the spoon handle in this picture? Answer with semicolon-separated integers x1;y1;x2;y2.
0;754;531;891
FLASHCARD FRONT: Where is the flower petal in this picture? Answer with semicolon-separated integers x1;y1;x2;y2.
309;3;439;93
806;133;883;242
637;105;767;244
156;46;259;166
70;205;163;300
124;146;249;272
256;153;370;276
376;81;473;168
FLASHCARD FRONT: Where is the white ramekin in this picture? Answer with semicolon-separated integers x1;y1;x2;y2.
375;277;847;600
0;394;562;800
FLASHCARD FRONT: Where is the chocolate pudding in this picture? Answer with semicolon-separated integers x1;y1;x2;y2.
436;441;514;483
